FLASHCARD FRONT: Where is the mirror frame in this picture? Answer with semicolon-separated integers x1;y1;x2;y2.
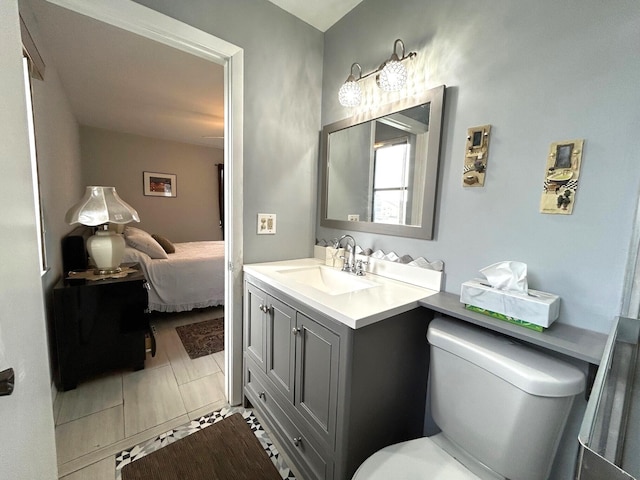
320;84;446;239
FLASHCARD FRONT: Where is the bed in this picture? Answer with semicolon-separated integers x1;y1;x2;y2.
120;226;225;312
61;226;225;313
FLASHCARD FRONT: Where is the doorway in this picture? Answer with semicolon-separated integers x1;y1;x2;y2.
24;0;244;475
37;0;244;403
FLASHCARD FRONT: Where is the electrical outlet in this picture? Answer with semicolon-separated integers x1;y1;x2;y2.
347;214;360;221
257;213;276;234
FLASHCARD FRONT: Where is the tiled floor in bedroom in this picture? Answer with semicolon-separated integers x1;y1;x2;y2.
53;306;227;480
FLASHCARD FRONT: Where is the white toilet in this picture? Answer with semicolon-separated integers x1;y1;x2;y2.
352;316;585;480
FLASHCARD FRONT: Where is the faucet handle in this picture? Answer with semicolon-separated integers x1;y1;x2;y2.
354;259;369;276
340;256;352;272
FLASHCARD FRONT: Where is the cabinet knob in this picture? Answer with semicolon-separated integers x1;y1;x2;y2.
259;304;272;314
258;391;266;400
293;436;302;447
292;327;301;335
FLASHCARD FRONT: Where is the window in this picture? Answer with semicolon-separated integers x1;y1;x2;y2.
371;139;410;224
22;56;47;273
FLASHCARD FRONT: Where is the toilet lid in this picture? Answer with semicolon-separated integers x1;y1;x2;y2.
352;437;481;480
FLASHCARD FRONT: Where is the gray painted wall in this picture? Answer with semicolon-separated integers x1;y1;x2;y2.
31;66;83;281
21;0;85;387
319;0;640;334
133;0;324;263
81;126;224;242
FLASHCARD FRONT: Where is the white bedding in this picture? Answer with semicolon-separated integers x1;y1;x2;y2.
122;241;225;312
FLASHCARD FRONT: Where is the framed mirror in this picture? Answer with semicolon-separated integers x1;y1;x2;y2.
320;85;445;239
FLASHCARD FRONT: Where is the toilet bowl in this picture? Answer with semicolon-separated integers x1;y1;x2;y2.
352;317;585;480
352;435;481;479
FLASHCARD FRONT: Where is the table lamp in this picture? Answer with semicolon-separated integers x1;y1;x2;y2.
65;186;140;274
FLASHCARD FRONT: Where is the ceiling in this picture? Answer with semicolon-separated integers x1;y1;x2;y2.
26;0;362;150
265;0;363;32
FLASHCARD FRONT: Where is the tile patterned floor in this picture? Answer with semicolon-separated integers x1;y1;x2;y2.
55;307;229;479
114;406;296;479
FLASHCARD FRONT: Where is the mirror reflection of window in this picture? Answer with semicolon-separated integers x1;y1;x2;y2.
372;140;410;224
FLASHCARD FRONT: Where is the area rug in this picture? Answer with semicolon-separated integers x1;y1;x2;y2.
175;318;224;359
115;407;295;480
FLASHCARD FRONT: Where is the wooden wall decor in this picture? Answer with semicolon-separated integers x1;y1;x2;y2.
463;125;491;187
539;139;584;215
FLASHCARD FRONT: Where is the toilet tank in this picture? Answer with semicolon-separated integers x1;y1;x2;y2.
427;317;585;480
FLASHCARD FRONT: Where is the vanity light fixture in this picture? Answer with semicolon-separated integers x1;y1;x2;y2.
338;63;363;107
338;38;416;107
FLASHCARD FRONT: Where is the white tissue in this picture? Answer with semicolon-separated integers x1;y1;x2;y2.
480;261;528;293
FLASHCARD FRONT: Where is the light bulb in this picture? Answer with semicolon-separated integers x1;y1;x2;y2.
376;58;407;92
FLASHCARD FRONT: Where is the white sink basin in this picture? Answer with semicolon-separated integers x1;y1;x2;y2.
278;266;378;296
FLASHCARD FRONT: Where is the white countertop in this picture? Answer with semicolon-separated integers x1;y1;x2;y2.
244;258;438;329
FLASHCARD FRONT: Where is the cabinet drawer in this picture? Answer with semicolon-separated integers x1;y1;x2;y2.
245;361;332;480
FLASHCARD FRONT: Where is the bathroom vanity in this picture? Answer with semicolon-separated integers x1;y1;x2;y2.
243;258;440;480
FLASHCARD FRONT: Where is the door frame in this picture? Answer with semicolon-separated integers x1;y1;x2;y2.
45;0;245;404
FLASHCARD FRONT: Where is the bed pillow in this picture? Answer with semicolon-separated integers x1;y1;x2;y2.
124;226;148;239
125;230;168;259
152;233;175;254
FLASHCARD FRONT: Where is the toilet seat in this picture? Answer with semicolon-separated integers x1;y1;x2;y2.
352;436;480;480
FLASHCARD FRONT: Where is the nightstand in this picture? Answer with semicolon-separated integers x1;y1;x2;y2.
53;263;152;391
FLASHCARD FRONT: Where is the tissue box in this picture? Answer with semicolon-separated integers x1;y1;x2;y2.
460;279;560;328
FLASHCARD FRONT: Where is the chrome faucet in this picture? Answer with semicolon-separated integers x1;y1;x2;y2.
334;234;356;273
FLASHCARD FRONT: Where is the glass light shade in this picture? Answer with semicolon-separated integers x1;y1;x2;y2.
65;186;140;226
339;77;362;107
376;57;407;92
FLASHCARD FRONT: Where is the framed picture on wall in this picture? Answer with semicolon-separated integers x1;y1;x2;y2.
143;171;177;197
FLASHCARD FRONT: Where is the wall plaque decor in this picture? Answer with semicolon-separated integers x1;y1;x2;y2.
462;125;491;187
539;139;584;215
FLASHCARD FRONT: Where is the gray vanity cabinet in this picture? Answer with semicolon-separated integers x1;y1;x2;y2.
267;294;296;401
246;281;297;401
294;312;340;447
243;274;429;480
245;282;268;370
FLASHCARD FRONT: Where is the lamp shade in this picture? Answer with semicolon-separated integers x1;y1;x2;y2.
65;186;139;274
65;186;140;226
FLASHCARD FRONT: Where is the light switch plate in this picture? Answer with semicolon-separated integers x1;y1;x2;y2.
257;213;276;234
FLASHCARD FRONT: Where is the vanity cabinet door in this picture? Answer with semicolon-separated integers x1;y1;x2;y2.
245;282;268;371
295;312;340;447
267;296;296;402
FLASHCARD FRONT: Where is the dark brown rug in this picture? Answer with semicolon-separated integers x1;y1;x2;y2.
121;413;282;480
175;318;224;359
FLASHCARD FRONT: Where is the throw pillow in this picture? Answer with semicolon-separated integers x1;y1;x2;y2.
125;231;168;259
152;233;175;254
